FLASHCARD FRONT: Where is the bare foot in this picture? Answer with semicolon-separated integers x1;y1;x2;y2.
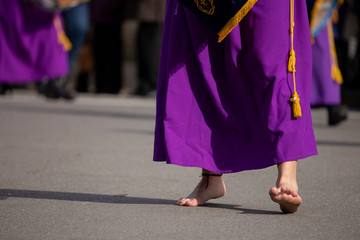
177;174;226;206
269;161;302;213
269;185;302;213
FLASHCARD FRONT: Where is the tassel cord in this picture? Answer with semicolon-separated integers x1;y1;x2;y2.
289;0;302;118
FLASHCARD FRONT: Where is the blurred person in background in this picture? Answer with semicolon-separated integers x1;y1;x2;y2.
332;0;360;108
62;0;90;75
90;0;137;94
73;33;94;93
0;0;71;99
346;0;360;90
307;0;348;125
62;0;91;94
134;0;165;97
356;1;360;85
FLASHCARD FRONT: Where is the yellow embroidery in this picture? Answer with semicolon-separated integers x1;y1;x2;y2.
194;0;215;15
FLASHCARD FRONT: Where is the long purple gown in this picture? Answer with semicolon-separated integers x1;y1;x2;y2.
0;0;68;84
154;0;318;173
310;24;341;106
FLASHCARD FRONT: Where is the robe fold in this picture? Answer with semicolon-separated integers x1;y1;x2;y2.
153;0;318;173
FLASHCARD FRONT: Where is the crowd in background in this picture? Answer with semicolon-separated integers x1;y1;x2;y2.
0;0;165;99
0;0;360;110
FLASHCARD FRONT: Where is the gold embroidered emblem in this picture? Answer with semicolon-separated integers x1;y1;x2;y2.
194;0;215;15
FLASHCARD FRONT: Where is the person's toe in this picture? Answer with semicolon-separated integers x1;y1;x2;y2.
269;187;280;197
177;198;188;206
280;186;291;194
185;199;198;207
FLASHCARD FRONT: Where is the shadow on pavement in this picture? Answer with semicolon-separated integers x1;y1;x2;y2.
0;189;282;215
205;203;282;215
0;189;173;205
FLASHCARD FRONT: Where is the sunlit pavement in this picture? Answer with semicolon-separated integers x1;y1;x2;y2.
1;91;359;240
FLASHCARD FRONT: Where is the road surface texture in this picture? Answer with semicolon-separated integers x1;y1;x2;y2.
1;92;359;239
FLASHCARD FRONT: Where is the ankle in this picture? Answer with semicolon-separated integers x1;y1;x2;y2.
277;178;298;191
276;161;297;185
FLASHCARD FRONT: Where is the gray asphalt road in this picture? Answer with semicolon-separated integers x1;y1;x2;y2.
1;92;359;240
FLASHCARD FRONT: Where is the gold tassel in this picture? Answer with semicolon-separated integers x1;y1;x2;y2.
288;49;296;73
290;91;302;118
53;14;72;51
288;0;301;118
327;20;343;85
331;65;343;84
57;32;72;51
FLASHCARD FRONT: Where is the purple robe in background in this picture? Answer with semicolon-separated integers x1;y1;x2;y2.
153;0;318;173
310;25;341;106
0;0;68;84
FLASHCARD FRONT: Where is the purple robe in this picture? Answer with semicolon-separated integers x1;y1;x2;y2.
310;25;341;106
0;0;68;84
154;0;318;173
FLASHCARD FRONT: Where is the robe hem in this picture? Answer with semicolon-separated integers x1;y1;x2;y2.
153;150;318;174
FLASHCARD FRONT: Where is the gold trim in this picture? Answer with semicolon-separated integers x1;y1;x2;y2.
309;0;324;38
217;0;258;42
327;21;343;84
53;14;72;51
